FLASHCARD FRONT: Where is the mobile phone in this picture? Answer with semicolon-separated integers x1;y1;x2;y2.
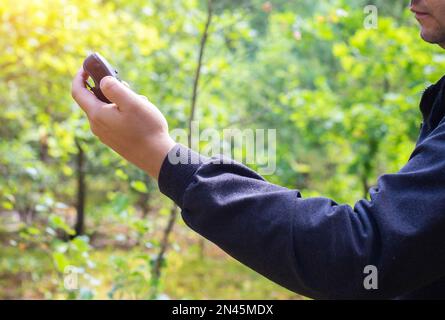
82;52;120;103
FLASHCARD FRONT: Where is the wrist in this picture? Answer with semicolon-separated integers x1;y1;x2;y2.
142;134;176;180
157;144;207;208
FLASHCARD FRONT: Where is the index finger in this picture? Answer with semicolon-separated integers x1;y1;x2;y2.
71;67;104;115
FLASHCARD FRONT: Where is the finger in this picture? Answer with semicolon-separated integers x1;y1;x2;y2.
72;68;104;115
100;76;142;110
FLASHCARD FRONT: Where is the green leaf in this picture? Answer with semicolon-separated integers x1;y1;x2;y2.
48;214;75;236
131;180;148;193
1;201;13;210
26;226;41;236
71;236;90;252
111;194;129;213
115;169;128;180
52;252;69;273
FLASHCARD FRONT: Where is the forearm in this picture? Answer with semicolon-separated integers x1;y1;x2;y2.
158;144;378;299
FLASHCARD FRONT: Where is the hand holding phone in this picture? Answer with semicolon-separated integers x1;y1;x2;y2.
83;52;120;103
72;55;176;179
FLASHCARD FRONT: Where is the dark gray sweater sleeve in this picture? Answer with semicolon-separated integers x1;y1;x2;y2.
158;125;445;299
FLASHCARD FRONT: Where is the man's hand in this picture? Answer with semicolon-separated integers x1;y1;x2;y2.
71;68;175;179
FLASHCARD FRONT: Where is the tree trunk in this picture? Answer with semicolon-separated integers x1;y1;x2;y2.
150;205;178;298
361;174;370;199
139;174;152;218
74;138;86;236
150;0;214;296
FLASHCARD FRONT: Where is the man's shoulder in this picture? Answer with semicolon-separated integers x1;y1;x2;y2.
418;75;445;131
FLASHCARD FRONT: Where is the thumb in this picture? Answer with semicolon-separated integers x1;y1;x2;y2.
100;76;142;109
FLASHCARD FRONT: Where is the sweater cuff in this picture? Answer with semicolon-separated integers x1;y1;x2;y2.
158;144;207;208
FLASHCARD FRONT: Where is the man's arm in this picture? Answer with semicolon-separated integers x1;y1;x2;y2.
158;133;445;299
72;71;445;299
